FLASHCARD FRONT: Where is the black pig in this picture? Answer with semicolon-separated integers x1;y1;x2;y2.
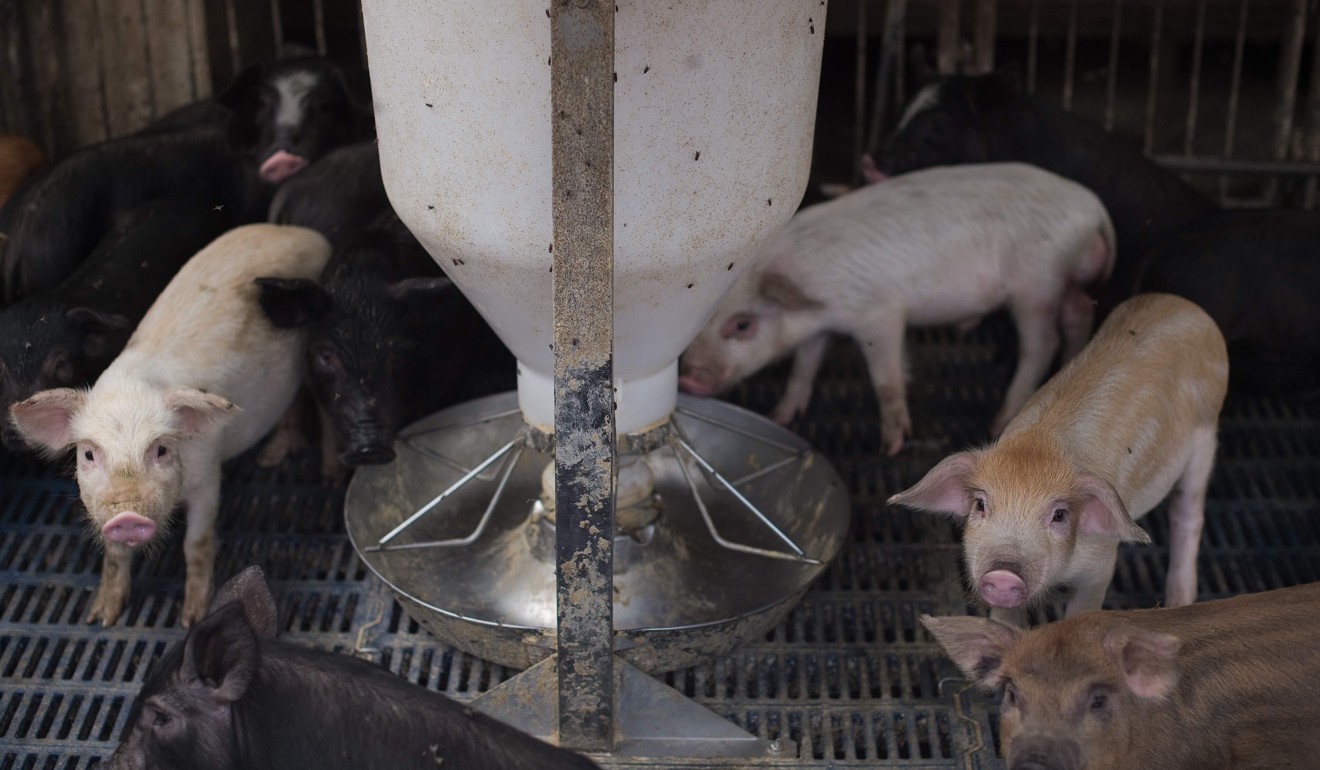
268;140;387;248
107;566;602;770
0;197;230;451
1135;208;1320;396
257;216;513;474
1;57;371;302
873;69;1217;313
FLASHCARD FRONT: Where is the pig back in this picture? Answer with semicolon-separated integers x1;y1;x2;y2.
1089;582;1320;766
764;163;1107;322
1000;293;1228;515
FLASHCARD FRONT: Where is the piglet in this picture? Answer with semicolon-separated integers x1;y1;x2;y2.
889;293;1228;626
680;162;1114;456
258;214;513;477
9;224;331;627
873;69;1217;314
0;197;231;451
108;566;602;770
923;581;1320;770
0;134;45;208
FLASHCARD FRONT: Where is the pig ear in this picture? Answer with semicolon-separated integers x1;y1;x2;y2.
208;566;279;639
164;389;240;436
65;306;133;359
215;63;266;110
887;451;979;517
255;277;330;328
9;388;85;453
1102;624;1180;701
921;614;1020;690
860;154;887;184
184;603;259;703
758;272;823;311
1075;473;1150;543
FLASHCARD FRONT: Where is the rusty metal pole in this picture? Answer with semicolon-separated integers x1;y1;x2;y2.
550;0;616;754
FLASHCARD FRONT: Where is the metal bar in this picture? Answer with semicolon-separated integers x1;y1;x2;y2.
1182;0;1207;157
363;441;526;553
1062;0;1077;111
851;0;866;187
1265;0;1308;205
269;0;283;58
1304;5;1320;208
729;452;809;488
1103;0;1121;132
376;437;520;545
1142;0;1162;153
670;439;820;565
1219;0;1248;203
312;0;327;56
1151;155;1320;176
937;0;959;75
672;432;808;559
550;0;615;752
1027;0;1039;93
673;405;803;454
973;0;995;75
866;0;909;157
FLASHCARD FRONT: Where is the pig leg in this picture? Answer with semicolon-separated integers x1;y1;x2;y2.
318;404;348;487
255;394;308;467
771;333;829;424
1064;542;1118;617
179;461;223;628
1165;425;1217;607
86;548;134;625
991;298;1062;436
856;316;909;457
1057;285;1095;362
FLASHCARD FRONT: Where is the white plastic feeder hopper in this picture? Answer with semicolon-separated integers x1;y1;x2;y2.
350;0;850;758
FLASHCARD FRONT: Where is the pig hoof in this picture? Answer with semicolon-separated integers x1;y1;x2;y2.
180;592;212;629
85;589;126;627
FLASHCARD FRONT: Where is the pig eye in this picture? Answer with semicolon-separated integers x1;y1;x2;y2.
973;498;986;513
720;314;758;340
82;448;94;462
157;445;168;458
152;709;172;728
1003;683;1018;707
1051;508;1067;523
1090;692;1108;711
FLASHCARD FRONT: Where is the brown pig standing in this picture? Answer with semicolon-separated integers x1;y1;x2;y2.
9;224;331;628
922;582;1320;770
889;294;1228;626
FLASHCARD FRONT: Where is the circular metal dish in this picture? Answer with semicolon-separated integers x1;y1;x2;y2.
345;392;850;673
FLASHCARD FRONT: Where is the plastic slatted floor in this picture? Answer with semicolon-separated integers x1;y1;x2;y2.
3;321;1319;770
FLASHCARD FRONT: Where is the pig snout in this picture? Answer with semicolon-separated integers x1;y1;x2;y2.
979;565;1028;608
101;511;157;547
1007;735;1082;770
259;150;310;184
678;365;723;397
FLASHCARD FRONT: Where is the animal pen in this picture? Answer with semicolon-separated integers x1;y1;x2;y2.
3;1;1320;768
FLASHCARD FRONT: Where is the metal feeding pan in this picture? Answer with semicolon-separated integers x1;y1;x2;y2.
345;392;850;673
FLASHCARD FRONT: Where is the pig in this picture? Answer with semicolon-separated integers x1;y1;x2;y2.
888;293;1228;627
0;57;369;302
108;566;602;770
923;581;1320;770
257;214;514;476
679;162;1114;457
267;140;388;248
0;197;232;451
0;134;45;208
9;224;331;627
871;69;1217;314
1134;208;1320;396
